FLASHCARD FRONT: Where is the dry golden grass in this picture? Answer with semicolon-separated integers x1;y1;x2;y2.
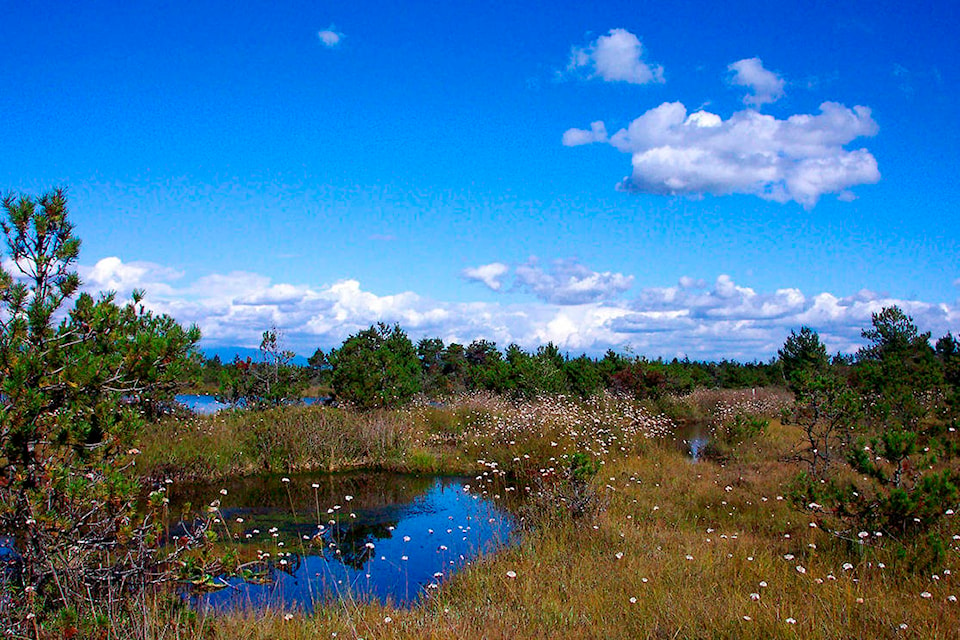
124;392;960;639
138;405;417;480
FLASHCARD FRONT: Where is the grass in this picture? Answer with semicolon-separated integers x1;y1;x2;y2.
120;390;960;637
138;404;418;480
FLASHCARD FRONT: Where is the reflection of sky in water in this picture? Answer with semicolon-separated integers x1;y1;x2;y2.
175;394;231;414
175;394;322;414
193;478;514;610
674;421;711;461
687;437;709;461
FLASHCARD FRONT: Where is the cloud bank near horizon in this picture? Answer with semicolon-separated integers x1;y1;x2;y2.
464;258;633;305
77;256;959;361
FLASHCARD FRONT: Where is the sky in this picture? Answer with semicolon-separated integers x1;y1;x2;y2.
2;0;958;360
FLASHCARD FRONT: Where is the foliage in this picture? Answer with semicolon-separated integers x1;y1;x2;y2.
0;189;201;628
778;326;829;392
324;331;785;407
216;330;308;409
563;355;603;398
568;451;601;483
936;332;960;414
328;323;421;409
717;412;768;446
856;305;943;428
787;365;862;479
785;308;960;550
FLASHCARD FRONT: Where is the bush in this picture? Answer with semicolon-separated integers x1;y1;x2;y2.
783;309;960;565
328;323;421;409
718;412;768;445
0;190;201;631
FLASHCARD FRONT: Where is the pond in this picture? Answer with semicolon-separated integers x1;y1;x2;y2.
165;471;516;610
175;394;232;414
674;420;711;461
174;394;324;414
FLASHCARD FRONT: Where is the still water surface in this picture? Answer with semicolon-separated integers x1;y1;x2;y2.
674;421;711;461
168;472;515;610
174;394;231;414
174;394;323;414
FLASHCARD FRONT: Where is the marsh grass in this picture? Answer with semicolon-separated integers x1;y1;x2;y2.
119;390;960;638
139;405;416;479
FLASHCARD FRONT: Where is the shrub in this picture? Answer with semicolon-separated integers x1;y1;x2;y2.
0;190;202;630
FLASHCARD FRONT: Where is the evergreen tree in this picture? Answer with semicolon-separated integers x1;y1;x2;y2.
328;323;421;408
0;189;201;612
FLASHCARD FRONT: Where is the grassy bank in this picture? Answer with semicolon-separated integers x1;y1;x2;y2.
125;388;960;638
140;388;789;481
138;404;450;480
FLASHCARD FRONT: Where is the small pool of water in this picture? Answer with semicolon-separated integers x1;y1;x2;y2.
165;472;515;610
174;394;325;414
175;394;232;414
674;421;711;461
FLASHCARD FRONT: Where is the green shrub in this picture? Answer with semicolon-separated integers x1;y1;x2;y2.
718;412;768;445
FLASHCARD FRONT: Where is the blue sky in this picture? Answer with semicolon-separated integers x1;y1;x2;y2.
2;0;958;359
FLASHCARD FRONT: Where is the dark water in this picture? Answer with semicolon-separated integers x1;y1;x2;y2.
165;472;515;610
174;394;323;414
674;421;711;461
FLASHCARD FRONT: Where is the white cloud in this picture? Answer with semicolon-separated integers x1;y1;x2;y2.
728;57;785;107
514;258;634;304
566;100;880;206
567;29;664;85
79;257;182;296
678;275;706;289
633;275;806;322
562;121;608;147
236;284;307;307
614;275;957;359
318;26;344;48
71;257;959;361
462;262;509;290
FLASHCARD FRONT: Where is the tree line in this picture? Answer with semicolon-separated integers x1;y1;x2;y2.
206;312;960;413
205;324;785;409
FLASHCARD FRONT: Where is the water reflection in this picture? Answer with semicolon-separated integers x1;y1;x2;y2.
174;394;325;414
674;421;711;461
174;394;231;414
167;472;515;609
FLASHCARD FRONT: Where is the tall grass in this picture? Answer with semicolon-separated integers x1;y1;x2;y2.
117;390;960;638
139;405;415;480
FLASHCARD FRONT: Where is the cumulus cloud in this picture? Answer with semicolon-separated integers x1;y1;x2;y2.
463;259;634;304
567;29;664;85
633;274;807;321
79;257;182;296
562;121;608;146
462;262;509;290
728;57;785;107
318;26;344;48
565;100;880;206
72;257;959;361
514;258;634;304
